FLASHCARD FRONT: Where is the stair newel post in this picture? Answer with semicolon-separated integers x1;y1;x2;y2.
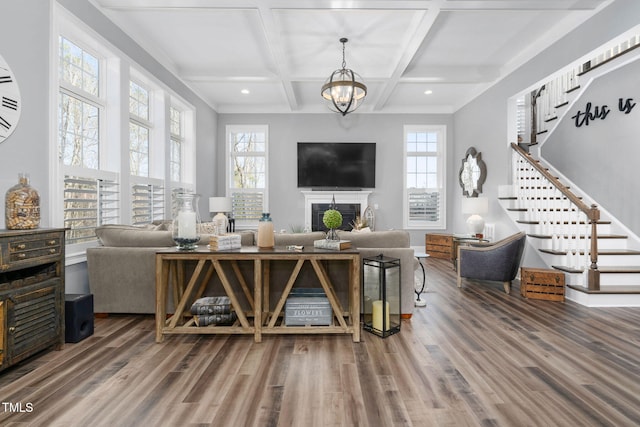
588;204;600;291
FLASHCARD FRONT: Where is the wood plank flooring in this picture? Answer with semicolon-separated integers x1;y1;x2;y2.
1;257;640;426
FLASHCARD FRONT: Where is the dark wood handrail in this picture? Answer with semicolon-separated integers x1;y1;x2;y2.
511;143;600;290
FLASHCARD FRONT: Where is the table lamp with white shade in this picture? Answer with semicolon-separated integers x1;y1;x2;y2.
461;197;489;238
209;197;232;234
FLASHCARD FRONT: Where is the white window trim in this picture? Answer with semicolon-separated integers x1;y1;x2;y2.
226;124;269;229
403;124;447;230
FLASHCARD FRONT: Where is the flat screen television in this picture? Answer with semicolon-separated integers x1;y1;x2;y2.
297;142;376;189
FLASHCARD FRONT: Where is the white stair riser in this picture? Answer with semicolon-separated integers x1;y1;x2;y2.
599;273;640;286
527;237;628;251
566;287;640;307
597;254;640;266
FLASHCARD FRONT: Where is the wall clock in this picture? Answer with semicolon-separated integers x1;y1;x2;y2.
0;53;22;143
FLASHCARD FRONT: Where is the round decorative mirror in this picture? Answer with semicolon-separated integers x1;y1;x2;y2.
459;147;487;197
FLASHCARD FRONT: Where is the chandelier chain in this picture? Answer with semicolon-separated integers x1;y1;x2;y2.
342;41;347;70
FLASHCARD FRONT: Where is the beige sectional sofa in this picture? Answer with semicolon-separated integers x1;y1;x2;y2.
86;224;417;316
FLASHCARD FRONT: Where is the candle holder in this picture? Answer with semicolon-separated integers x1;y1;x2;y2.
362;254;401;338
172;192;201;250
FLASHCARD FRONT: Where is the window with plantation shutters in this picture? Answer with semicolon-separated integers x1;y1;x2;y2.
63;174;119;245
226;125;268;227
131;180;165;225
404;125;446;229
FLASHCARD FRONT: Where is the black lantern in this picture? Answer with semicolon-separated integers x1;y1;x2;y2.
362;254;401;337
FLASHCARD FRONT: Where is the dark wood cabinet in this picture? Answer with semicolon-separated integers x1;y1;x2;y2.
0;228;65;371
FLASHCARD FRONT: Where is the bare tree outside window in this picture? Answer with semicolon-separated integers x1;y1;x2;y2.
228;126;268;223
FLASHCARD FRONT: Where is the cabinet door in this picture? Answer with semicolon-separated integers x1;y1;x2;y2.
0;301;4;367
6;279;62;365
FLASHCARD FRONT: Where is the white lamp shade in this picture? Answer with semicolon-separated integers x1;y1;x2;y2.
209;197;232;213
461;197;489;215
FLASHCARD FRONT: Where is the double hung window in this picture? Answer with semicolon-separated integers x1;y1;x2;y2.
226;125;268;228
59;36;119;246
404;125;446;229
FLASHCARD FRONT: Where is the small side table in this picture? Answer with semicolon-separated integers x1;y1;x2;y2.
414;253;429;307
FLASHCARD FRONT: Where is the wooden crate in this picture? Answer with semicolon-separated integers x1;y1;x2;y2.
520;267;565;302
425;233;454;260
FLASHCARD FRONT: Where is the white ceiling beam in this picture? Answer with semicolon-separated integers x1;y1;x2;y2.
256;4;299;111
372;2;443;111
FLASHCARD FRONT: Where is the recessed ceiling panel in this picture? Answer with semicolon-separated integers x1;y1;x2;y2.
273;9;423;79
101;8;277;76
189;80;288;111
406;9;574;74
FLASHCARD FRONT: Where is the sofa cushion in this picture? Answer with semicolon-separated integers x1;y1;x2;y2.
274;232;326;247
337;229;410;248
96;225;175;247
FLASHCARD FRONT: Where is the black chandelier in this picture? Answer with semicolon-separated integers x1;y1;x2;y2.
321;38;367;115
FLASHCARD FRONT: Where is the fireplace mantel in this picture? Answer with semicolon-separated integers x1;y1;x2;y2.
302;190;371;231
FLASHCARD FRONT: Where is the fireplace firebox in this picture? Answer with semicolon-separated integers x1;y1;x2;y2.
312;203;360;232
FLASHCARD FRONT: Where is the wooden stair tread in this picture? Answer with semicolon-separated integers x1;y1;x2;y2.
598;266;640;273
528;234;627;239
552;265;640;274
540;249;640;256
517;220;611;225
598;249;640;255
566;284;640;294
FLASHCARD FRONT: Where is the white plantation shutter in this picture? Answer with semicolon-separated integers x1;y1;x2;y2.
408;190;441;223
64;174;119;244
232;192;264;221
131;181;165;225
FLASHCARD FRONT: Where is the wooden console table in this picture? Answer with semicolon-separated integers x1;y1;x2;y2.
155;246;360;343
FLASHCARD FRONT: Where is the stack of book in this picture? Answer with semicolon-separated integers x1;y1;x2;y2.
190;296;237;326
313;239;351;250
208;233;242;250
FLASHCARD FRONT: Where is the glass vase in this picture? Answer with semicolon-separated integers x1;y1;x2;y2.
5;173;40;230
326;228;339;241
172;193;201;250
257;212;275;248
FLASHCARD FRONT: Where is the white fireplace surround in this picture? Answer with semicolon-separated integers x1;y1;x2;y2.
302;190;371;231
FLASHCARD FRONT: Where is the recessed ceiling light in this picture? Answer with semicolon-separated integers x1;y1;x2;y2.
424;90;433;95
241;89;250;95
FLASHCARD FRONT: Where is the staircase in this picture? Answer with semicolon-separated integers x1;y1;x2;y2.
499;143;640;307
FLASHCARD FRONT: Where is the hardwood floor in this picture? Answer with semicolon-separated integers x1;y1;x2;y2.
1;257;640;426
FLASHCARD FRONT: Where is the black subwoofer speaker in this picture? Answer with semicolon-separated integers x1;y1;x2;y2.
65;294;94;343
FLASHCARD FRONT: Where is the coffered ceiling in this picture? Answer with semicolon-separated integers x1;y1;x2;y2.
90;0;614;114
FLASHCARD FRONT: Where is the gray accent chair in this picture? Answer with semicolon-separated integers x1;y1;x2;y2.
456;232;526;294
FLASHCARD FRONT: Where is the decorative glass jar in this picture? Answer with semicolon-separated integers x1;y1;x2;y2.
5;173;40;230
257;213;275;248
172;193;201;250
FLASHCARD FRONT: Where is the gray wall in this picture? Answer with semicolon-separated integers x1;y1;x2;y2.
0;1;51;225
542;57;640;238
217;113;453;245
